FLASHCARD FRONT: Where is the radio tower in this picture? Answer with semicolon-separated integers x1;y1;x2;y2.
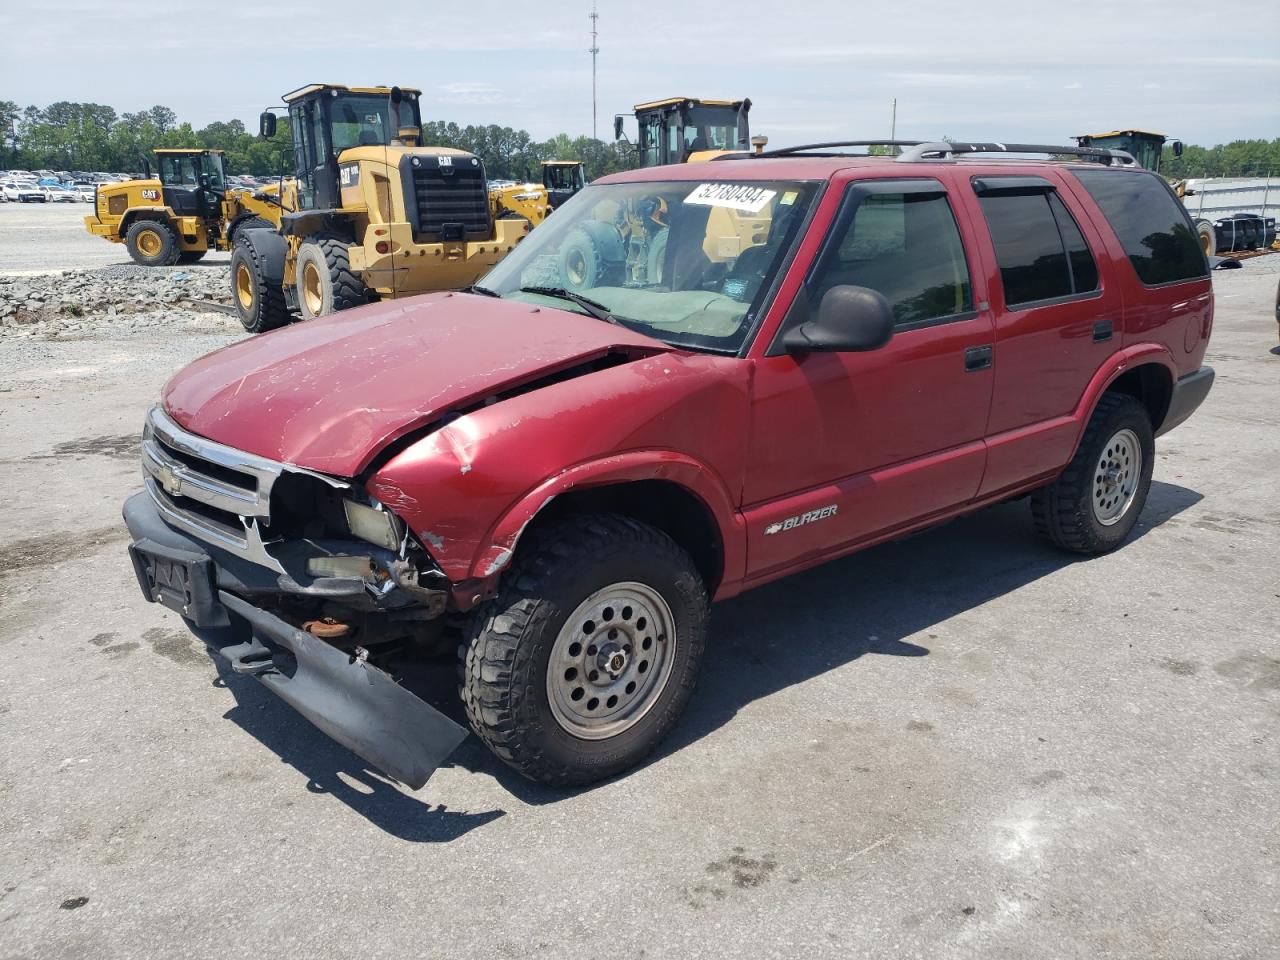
589;3;600;139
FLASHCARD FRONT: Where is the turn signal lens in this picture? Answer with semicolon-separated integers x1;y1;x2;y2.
375;241;390;254
306;555;373;579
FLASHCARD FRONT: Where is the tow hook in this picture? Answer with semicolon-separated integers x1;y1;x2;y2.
303;617;351;639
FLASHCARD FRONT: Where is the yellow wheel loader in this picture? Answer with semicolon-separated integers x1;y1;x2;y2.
232;83;533;332
84;149;281;266
541;160;586;209
614;97;759;167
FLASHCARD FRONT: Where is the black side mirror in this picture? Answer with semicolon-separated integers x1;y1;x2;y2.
783;285;894;353
613;115;625;141
259;112;277;139
1172;140;1184;158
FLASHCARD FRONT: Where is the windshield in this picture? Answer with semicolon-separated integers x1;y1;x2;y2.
479;178;818;353
329;93;421;152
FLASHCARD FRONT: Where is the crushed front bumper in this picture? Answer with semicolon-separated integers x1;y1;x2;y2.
123;491;468;789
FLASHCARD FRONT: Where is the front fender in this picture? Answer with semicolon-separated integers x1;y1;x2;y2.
470;450;746;592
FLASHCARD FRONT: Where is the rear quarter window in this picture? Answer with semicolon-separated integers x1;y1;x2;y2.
1071;168;1207;286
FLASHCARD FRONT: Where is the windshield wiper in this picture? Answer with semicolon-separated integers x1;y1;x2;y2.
463;284;501;297
518;286;618;324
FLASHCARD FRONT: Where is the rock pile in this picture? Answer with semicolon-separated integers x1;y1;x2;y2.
0;264;232;329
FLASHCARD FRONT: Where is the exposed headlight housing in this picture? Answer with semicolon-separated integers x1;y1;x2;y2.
344;499;402;551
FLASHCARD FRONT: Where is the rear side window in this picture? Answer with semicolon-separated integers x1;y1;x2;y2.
1071;168;1207;286
975;182;1099;307
810;186;972;328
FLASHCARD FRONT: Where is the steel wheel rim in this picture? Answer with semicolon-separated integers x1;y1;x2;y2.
1093;427;1141;526
302;260;323;315
235;263;254;310
137;229;162;258
546;581;676;740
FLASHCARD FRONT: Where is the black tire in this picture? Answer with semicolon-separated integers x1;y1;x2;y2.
176;250;207;264
462;514;708;787
296;233;367;319
125;219;180;267
557;223;624;291
226;215;273;248
230;237;288;333
1031;393;1155;555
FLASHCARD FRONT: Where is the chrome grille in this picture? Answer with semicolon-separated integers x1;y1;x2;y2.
141;406;289;571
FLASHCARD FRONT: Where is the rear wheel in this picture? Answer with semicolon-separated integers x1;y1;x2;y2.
558;224;623;291
125;219;179;267
230;238;288;333
461;514;708;786
296;234;367;320
1031;393;1154;554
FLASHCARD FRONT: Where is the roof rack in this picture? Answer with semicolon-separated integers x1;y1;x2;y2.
896;141;1137;165
721;140;1137;167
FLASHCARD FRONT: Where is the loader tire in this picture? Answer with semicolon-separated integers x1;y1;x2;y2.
461;514;708;787
126;219;180;267
230;237;288;334
226;216;273;248
296;234;367;319
176;250;207;264
558;222;624;292
1195;220;1216;258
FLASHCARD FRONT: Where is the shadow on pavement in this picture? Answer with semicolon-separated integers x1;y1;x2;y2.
211;480;1202;835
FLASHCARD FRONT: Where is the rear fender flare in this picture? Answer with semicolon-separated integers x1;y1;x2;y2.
1071;344;1177;450
119;206;175;235
237;227;288;285
469;450;746;595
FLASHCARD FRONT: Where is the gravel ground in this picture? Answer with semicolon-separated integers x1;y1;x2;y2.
0;253;1277;960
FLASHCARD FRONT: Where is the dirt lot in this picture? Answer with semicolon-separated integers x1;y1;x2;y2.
0;226;1277;959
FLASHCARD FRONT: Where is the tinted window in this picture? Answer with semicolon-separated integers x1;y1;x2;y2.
1049;193;1099;293
1072;168;1207;285
811;188;972;327
977;188;1099;307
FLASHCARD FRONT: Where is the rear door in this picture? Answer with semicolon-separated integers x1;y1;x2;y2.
954;170;1123;496
743;175;995;582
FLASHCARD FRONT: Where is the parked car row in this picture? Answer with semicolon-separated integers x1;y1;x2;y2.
0;180;92;202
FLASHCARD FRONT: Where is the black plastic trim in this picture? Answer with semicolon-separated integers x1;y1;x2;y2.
1156;366;1214;437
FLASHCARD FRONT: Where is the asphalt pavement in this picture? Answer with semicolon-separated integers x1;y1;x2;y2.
0;255;1276;960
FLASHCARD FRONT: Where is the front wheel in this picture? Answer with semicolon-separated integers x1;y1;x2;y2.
461;514;708;786
1031;393;1154;554
296;234;367;319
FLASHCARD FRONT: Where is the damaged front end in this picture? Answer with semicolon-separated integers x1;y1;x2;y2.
123;406;468;788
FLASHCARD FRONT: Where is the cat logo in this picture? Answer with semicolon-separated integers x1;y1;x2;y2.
140;188;159;201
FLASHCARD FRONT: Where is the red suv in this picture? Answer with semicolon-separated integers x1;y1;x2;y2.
124;141;1214;788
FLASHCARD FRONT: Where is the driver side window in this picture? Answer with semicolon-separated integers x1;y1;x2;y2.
810;185;973;330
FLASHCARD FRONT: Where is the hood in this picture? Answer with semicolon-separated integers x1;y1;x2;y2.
162;293;668;477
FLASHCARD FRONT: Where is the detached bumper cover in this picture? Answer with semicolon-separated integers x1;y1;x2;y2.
1157;366;1214;437
123;491;467;789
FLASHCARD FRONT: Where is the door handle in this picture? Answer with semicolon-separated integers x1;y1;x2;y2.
964;345;993;372
1093;320;1113;343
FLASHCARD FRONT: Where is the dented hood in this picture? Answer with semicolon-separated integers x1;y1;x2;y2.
162;293;667;476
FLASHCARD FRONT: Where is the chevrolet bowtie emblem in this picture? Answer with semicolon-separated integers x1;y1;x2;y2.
156;463;182;496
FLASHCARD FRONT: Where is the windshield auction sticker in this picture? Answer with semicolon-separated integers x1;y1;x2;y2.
685;183;777;214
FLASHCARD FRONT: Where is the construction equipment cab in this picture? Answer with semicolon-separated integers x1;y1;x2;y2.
542;160;586;209
615;97;752;167
84;149;277;266
232;83;531;332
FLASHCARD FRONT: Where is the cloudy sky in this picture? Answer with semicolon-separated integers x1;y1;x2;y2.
2;0;1277;147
